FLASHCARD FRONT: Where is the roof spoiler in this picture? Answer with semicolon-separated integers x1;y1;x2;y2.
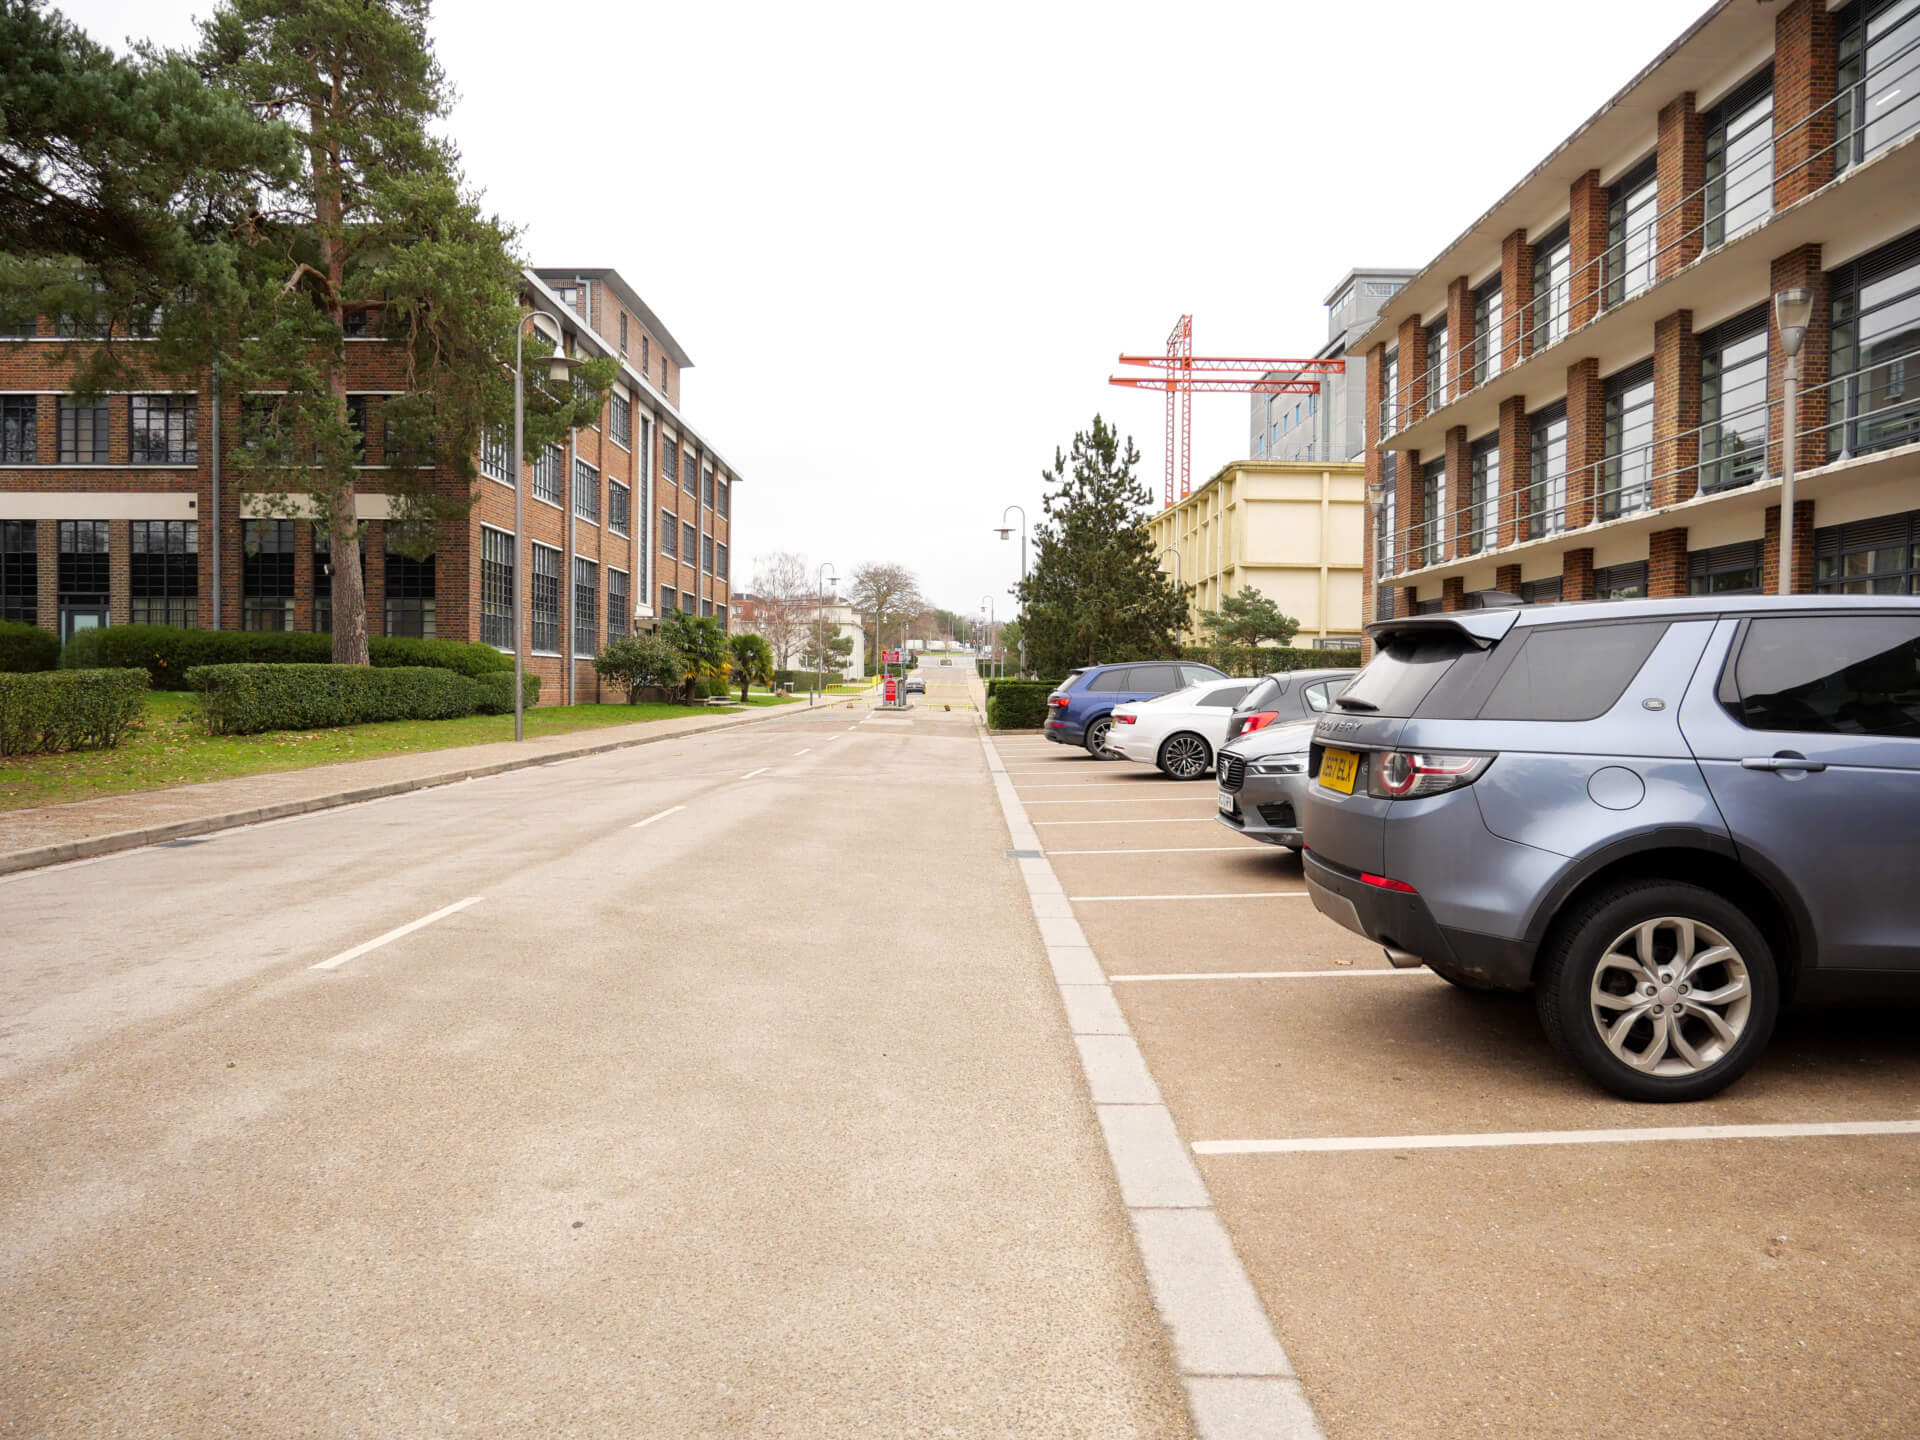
1365;607;1520;650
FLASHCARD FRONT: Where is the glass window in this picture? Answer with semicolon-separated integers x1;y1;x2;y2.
1380;348;1399;433
129;394;197;465
1129;664;1181;692
241;518;294;630
660;584;676;617
1183;663;1227;687
1815;506;1920;594
1828;231;1920;458
531;444;564;506
480;427;512;484
1086;668;1133;693
1473;278;1503;385
1197;684;1251;708
618;311;628;356
129;520;198;627
680;446;696;494
384;550;435;638
1479;622;1668;722
1425;321;1449;411
1420;457;1446;567
58;397;109;463
1303;682;1335;712
1688;540;1764;595
530;544;561;653
661;510;678;557
702;467;714;508
610;391;631;447
716;542;728;581
1528;403;1568;539
1601;360;1655;518
682;589;695;614
681;520;696;559
1;395;38;463
1606;158;1658;307
1466;433;1500;555
1333;629;1480;719
607;568;629;642
701;534;713;575
1836;0;1920;174
1530;225;1572;350
1377;457;1397;578
609;480;630;537
1705;69;1774;249
572;458;599;524
1732;615;1920;736
573;557;598;654
1;521;36;624
717;480;730;519
1521;577;1563;605
1594;561;1649;600
1700;306;1770;491
344;394;369;462
480;526;514;650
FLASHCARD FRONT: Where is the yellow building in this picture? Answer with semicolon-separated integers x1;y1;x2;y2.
1147;459;1366;647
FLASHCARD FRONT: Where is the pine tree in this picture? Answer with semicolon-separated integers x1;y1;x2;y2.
1017;416;1187;676
1199;586;1299;648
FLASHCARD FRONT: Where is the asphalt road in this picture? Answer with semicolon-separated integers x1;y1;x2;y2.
0;691;1189;1438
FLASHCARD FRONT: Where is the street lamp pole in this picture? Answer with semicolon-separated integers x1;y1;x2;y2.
1774;288;1813;597
513;309;580;743
812;562;836;707
996;505;1028;676
980;594;996;679
1158;544;1185;641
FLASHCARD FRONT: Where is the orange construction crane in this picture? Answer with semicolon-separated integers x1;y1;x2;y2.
1110;315;1345;506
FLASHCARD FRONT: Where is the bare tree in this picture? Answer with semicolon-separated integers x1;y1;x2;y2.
848;561;926;659
749;550;812;667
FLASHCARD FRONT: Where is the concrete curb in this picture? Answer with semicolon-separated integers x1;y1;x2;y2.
0;695;859;878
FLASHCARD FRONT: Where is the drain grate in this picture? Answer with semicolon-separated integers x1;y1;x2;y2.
1003;849;1044;859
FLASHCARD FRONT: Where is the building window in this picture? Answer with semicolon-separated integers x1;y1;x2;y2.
530;543;561;653
1419;457;1446;567
716;542;728;581
129;520;198;626
1815;506;1920;593
682;589;695;615
681;520;696;559
1472;277;1503;386
1466;433;1500;555
660;584;676;616
572;458;599;524
1605;157;1658;308
609;479;630;536
1425;320;1449;412
1;521;37;624
1376;454;1397;578
58;397;109;463
619;310;628;356
1530;223;1571;351
57;519;110;639
1380;347;1398;434
661;509;678;557
1520;577;1563;605
661;357;668;388
702;534;714;575
1594;561;1649;600
1828;230;1920;459
313;524;365;634
1688;540;1763;595
129;394;197;464
480;427;512;484
573;557;598;654
607;568;629;641
241;518;295;630
702;598;713;618
384;550;436;638
1374;584;1394;622
532;443;564;505
1600;360;1655;519
680;446;696;494
1699;304;1770;492
1837;0;1920;175
1528;402;1568;540
717;479;729;518
610;391;631;447
1704;68;1773;250
480;526;514;649
642;336;650;373
1;395;38;463
344;394;369;462
702;466;714;508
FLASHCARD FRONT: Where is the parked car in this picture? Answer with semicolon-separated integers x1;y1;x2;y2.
1108;676;1260;779
904;675;925;694
1215;718;1318;848
1299;596;1920;1103
1225;668;1359;742
1045;661;1227;757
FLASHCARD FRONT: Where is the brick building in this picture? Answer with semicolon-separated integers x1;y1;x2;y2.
1359;0;1920;624
0;264;739;704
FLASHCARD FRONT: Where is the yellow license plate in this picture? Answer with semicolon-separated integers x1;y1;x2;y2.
1319;747;1359;795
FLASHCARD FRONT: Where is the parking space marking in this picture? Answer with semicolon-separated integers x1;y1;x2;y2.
1193;1118;1920;1157
1068;891;1309;902
1048;846;1259;855
1024;797;1221;806
1111;969;1429;982
793;747;812;755
310;896;484;972
630;805;686;830
740;767;772;779
1031;818;1220;826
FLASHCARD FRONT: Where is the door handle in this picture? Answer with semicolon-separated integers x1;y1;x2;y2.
1740;753;1827;773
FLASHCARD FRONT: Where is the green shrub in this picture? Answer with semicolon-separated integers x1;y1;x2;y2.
0;620;59;673
473;671;541;714
187;663;486;734
0;669;150;755
983;676;1061;699
596;636;685;700
369;635;513;677
62;625;513;689
986;680;1057;730
1180;645;1361;678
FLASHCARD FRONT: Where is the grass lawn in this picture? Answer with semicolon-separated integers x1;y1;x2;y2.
0;691;749;812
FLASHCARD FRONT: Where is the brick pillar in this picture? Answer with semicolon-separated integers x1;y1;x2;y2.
292;520;315;632
1762;500;1817;594
1501;230;1534;368
365;520;386;636
1498;395;1529;546
1495;563;1523;595
1397;448;1421;570
1568;170;1610;327
107;519;131;626
1774;0;1839;207
1657;94;1705;279
36;521;57;635
1562;547;1595;602
1653;310;1701;506
1565;359;1603;530
1397;313;1429;430
1650;527;1690;598
1442;576;1466;612
1396;585;1420;617
1768;245;1830;473
1444;425;1470;561
1446;277;1475;400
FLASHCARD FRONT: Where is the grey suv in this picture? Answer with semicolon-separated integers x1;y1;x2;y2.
1299;597;1920;1102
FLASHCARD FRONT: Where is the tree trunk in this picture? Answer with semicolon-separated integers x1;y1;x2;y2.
327;501;370;665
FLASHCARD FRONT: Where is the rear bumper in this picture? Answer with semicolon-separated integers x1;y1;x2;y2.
1302;850;1535;991
1215;771;1305;847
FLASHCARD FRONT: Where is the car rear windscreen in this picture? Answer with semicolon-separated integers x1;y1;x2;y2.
1332;629;1480;718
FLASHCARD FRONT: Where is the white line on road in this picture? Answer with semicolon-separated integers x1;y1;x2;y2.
1024;797;1219;806
1068;891;1309;901
793;747;812;755
1011;783;1160;789
1032;818;1220;826
826;734;843;743
1194;1119;1920;1157
741;767;772;779
1111;968;1430;982
631;805;686;829
1047;846;1262;855
310;896;485;972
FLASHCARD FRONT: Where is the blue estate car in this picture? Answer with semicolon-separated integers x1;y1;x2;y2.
1045;661;1227;758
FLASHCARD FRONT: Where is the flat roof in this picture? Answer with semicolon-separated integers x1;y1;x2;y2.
533;267;694;369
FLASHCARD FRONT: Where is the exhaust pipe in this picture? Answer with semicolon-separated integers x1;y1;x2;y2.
1381;945;1424;969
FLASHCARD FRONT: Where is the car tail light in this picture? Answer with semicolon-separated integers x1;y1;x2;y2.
1048;695;1069;707
1116;714;1136;724
1360;871;1418;894
1238;711;1280;735
1368;750;1493;800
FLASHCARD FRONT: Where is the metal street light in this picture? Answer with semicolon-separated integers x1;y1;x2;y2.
996;504;1028;676
812;562;836;706
980;594;996;680
513;309;582;742
1158;544;1186;640
1774;287;1814;597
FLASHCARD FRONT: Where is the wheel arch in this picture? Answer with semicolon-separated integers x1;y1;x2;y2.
1157;728;1214;774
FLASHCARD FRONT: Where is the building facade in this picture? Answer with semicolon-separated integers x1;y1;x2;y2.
1360;0;1920;625
1148;459;1367;648
0;265;739;704
1252;268;1415;464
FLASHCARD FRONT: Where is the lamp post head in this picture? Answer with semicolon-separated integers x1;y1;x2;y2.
995;527;1014;540
1366;480;1386;505
1774;287;1814;358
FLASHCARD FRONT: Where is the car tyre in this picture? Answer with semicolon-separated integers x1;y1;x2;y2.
1535;879;1779;1103
1084;716;1117;759
1158;732;1213;780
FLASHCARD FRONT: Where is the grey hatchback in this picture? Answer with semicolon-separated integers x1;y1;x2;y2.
1299;596;1920;1102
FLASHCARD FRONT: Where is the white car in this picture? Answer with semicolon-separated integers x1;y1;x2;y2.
1107;676;1261;780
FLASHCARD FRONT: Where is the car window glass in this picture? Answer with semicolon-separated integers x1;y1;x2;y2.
1337;630;1479;717
1086;668;1132;693
1181;664;1222;686
1130;664;1180;692
1477;622;1668;722
1303;683;1332;712
1239;678;1282;712
1732;616;1920;738
1056;669;1086;695
1198;684;1251;708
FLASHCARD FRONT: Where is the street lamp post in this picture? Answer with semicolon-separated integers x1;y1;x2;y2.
513;310;581;742
1773;288;1814;597
1158;544;1185;640
996;505;1028;677
811;562;836;707
980;594;996;679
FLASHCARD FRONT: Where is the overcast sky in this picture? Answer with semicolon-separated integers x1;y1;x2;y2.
66;0;1697;619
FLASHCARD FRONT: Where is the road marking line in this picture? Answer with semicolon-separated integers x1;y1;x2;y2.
1048;846;1262;855
1012;782;1159;789
1032;818;1220;826
826;734;843;742
1024;797;1219;806
1112;968;1429;982
311;896;484;972
1194;1119;1920;1157
631;805;686;829
741;767;771;779
1069;891;1309;902
793;747;812;755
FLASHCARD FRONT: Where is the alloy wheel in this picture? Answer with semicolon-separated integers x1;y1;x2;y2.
1161;733;1211;780
1085;717;1116;759
1587;916;1752;1077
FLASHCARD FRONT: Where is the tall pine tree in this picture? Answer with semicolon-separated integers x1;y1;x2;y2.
1017;416;1188;675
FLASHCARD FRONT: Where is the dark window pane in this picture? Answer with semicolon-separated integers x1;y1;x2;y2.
1734;615;1920;737
385;551;436;638
129;520;198;627
1198;685;1251;708
1129;664;1181;693
1479;622;1668;722
1;395;38;463
0;520;36;624
58;397;109;463
1336;629;1479;719
531;544;561;653
129;394;197;464
573;558;598;654
480;526;514;649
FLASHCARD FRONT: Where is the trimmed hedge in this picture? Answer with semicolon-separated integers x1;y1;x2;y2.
0;620;59;673
983;676;1062;699
474;671;541;714
0;669;149;755
62;625;513;688
777;669;848;692
986;680;1057;730
1180;645;1361;678
188;664;489;735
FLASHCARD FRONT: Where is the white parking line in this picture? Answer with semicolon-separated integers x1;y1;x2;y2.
793;747;812;755
1032;818;1220;826
1111;969;1429;982
1047;846;1260;855
631;805;686;829
741;767;771;779
310;896;484;972
1024;797;1220;806
1069;891;1309;902
1012;782;1160;789
826;734;843;742
1194;1118;1920;1157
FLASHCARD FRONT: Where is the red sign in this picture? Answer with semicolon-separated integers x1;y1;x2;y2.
884;676;899;703
882;649;901;663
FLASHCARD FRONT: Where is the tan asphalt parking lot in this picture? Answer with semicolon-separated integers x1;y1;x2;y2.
993;729;1920;1440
